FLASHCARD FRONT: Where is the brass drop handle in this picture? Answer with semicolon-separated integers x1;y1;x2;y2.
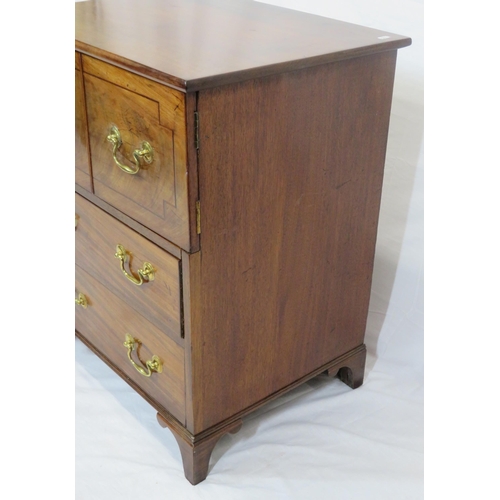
123;334;162;377
75;292;88;308
114;244;155;286
106;125;154;175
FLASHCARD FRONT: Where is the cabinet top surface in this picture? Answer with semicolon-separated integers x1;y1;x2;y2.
75;0;411;91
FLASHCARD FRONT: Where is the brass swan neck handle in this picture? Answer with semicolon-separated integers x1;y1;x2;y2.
107;125;153;175
114;244;155;286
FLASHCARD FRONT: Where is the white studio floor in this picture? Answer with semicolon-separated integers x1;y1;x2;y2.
76;1;423;498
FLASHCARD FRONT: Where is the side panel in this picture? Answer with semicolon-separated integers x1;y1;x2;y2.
189;52;398;433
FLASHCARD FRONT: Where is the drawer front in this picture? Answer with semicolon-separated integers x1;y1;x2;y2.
82;56;191;251
75;266;185;423
75;52;92;192
75;194;183;346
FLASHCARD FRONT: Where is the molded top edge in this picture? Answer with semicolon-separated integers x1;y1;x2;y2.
75;0;411;91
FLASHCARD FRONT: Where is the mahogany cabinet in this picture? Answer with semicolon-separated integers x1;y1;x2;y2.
75;0;411;484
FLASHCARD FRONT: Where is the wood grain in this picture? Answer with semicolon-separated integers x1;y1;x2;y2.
75;266;185;422
181;250;195;432
182;345;366;440
157;413;242;485
75;185;182;259
75;52;92;192
187;51;398;432
83;57;192;251
77;331;187;429
185;92;200;253
83;56;186;133
76;194;183;346
75;0;411;91
75;0;411;483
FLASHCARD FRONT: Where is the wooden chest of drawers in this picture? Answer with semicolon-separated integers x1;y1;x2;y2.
75;0;410;484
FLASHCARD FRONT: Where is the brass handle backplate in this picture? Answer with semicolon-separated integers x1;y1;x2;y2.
106;125;154;175
114;244;155;286
75;292;88;308
123;334;162;377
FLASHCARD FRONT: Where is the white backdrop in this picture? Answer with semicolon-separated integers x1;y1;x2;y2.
75;1;424;498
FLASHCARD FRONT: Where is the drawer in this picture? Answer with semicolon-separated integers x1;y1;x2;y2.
82;55;191;251
75;52;92;192
75;266;185;423
75;194;183;346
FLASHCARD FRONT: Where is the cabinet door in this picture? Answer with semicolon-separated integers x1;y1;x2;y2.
82;56;191;251
75;52;92;192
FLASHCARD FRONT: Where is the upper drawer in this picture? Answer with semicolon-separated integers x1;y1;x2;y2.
82;56;191;251
76;194;183;346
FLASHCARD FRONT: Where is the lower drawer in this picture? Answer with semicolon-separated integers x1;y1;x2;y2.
75;265;185;423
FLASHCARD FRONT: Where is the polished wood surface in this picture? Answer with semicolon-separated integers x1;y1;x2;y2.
157;413;242;485
181;249;195;432
75;52;92;192
75;266;185;422
83;56;191;251
185;93;201;253
186;51;397;432
184;345;367;436
76;194;183;345
77;330;188;428
76;184;182;259
75;0;411;91
157;345;365;483
75;0;411;484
